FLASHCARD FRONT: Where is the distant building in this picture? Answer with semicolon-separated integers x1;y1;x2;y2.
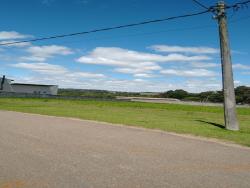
0;75;58;95
0;76;14;92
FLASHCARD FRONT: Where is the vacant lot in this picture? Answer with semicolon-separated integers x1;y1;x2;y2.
0;98;250;146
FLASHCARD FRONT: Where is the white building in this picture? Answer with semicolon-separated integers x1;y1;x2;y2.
0;76;58;95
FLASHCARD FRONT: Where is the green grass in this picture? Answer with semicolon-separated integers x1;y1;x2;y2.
0;98;250;146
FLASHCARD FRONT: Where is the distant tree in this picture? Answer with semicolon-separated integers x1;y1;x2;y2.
209;91;223;103
160;90;174;98
199;91;214;102
58;86;250;104
161;89;188;99
198;91;223;103
235;86;250;104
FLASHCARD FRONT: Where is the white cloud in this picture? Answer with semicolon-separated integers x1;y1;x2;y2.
114;68;157;78
191;62;219;68
77;47;210;67
12;75;222;93
114;68;141;74
103;78;221;92
66;72;106;79
10;62;223;92
6;44;237;92
11;62;105;79
161;68;217;77
234;80;241;86
10;62;170;92
21;56;47;62
242;72;250;75
134;73;154;78
0;31;32;40
185;79;221;92
21;45;73;62
0;40;31;47
114;65;161;73
233;63;250;70
151;45;219;54
76;47;210;77
11;63;68;75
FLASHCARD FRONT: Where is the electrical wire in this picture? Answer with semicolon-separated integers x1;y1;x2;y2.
0;10;210;46
191;0;209;10
34;14;250;47
0;0;249;47
227;0;250;9
52;24;217;46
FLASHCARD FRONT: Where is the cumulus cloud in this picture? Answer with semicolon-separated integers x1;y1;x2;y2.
114;65;161;73
77;47;210;67
11;62;68;75
234;80;241;86
233;63;250;70
0;40;31;47
66;72;106;79
185;79;221;92
12;74;222;93
0;31;32;40
21;45;73;62
5;43;234;92
11;61;221;92
98;78;222;92
242;72;250;75
151;45;219;54
161;68;217;77
76;47;211;78
191;62;219;68
11;62;105;78
114;67;158;78
133;73;154;78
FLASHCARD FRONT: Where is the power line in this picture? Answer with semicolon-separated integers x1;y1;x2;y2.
53;24;217;46
206;0;250;14
191;0;209;10
0;0;249;47
226;0;250;9
37;13;250;46
5;15;248;47
0;10;210;46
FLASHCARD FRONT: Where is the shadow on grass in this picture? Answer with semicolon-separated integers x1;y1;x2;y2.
196;120;225;129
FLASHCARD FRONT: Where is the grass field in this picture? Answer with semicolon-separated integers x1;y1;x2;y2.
0;98;250;146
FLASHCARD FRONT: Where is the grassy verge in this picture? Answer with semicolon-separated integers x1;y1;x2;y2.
0;98;250;146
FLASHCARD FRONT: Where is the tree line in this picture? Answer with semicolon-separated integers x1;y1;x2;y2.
159;86;250;104
58;86;250;104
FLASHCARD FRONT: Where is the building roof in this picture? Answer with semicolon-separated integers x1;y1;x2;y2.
11;83;58;87
0;78;14;81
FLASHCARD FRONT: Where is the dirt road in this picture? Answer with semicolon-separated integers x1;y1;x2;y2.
0;111;250;188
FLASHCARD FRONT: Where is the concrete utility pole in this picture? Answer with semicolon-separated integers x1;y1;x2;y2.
215;1;239;130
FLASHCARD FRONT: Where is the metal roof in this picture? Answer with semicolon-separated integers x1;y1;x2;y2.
11;83;58;87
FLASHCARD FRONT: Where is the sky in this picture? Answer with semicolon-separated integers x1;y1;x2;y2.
0;0;250;92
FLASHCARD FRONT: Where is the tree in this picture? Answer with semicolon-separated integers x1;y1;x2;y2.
161;89;188;100
235;86;250;104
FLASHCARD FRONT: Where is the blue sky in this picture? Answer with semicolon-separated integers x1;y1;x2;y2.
0;0;250;92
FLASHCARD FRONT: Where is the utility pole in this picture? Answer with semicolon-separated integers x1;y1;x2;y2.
215;1;239;130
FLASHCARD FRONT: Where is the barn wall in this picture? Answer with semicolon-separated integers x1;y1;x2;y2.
11;85;58;95
49;85;58;95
